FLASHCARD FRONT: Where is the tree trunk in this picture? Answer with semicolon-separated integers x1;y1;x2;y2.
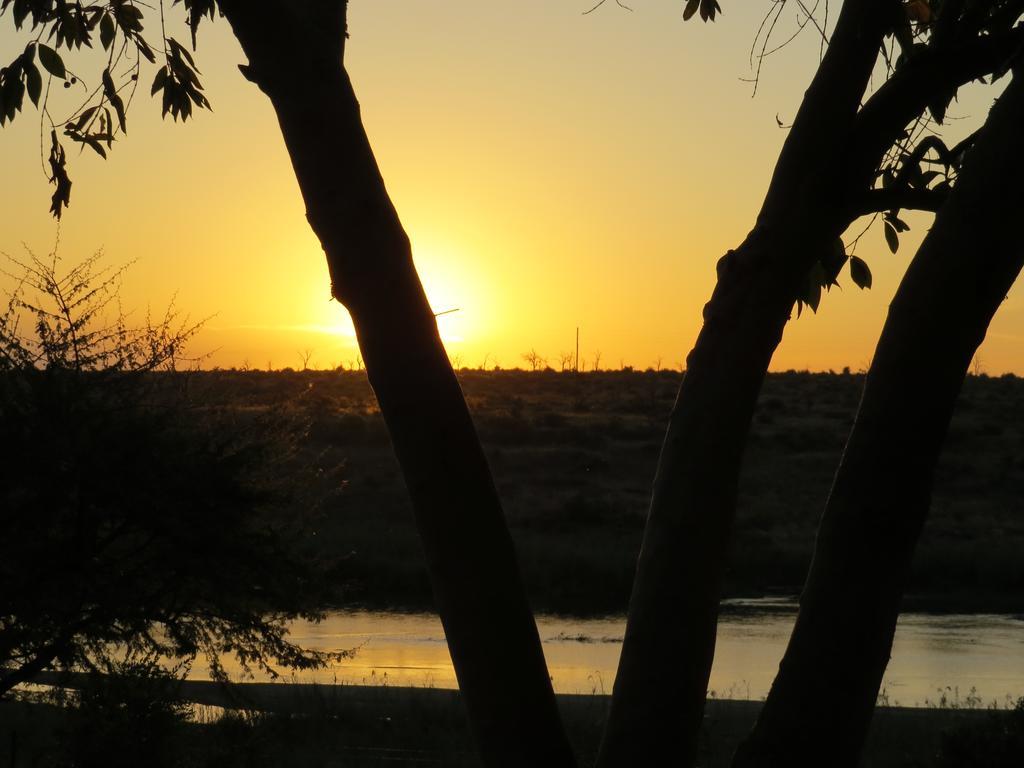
0;650;59;698
597;3;893;765
217;4;574;765
733;69;1024;768
0;628;77;699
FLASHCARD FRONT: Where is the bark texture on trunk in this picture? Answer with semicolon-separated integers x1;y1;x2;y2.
597;4;893;765
733;70;1024;768
218;4;574;766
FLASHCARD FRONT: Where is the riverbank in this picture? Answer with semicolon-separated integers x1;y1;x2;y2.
180;368;1024;615
4;677;1020;767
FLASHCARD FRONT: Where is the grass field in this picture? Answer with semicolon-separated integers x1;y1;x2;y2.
176;368;1024;616
4;679;1021;767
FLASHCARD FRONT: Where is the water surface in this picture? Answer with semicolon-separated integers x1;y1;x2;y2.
200;602;1024;707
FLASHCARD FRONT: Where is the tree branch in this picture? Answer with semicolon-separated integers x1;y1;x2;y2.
758;0;902;223
0;634;73;697
854;24;1024;170
850;186;948;218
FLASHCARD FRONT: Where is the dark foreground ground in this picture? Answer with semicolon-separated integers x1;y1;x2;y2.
180;368;1024;615
3;678;1022;767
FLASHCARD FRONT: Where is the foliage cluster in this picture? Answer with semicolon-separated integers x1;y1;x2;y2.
0;248;346;697
0;0;216;216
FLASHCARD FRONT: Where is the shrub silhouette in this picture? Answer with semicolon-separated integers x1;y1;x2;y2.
930;698;1024;768
0;248;345;696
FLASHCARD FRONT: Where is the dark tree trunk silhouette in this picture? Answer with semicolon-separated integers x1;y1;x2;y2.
732;69;1024;768
217;3;574;766
596;4;1024;764
596;4;893;764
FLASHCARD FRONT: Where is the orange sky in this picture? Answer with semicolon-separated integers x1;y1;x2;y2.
1;2;1019;373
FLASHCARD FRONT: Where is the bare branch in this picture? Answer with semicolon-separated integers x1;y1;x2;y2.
582;0;634;15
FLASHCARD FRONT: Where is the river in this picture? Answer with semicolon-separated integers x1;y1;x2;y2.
198;600;1024;707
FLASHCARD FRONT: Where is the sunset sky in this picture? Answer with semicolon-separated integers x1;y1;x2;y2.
1;1;1018;373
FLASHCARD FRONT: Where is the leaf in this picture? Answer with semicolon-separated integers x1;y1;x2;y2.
804;261;824;313
850;256;872;290
102;107;113;144
64;126;107;158
47;130;72;219
114;3;144;33
24;61;41;106
683;0;700;21
2;75;25;122
822;238;848;288
700;0;722;21
884;220;900;254
168;37;197;69
102;68;126;133
885;213;910;233
187;87;209;108
795;260;826;317
73;105;98;132
136;37;156;63
151;67;168;96
101;66;115;95
83;135;107;158
809;260;826;287
929;93;950;124
185;0;211;48
37;44;66;79
10;0;30;29
100;13;116;50
161;80;173;118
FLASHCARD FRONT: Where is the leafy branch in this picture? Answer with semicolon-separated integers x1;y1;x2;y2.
0;0;217;217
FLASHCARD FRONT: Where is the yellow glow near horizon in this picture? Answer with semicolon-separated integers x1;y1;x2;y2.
287;244;476;345
0;2;1020;373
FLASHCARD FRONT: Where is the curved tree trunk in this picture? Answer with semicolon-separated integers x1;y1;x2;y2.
597;3;893;764
217;4;574;766
597;225;816;767
733;69;1024;768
